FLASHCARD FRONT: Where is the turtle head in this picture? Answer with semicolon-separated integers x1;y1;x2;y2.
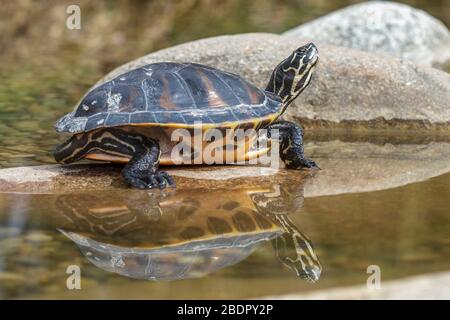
266;43;318;110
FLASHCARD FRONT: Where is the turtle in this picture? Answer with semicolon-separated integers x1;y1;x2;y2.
55;184;321;281
53;43;319;189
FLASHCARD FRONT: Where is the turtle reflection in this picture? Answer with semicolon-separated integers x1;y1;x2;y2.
56;184;321;282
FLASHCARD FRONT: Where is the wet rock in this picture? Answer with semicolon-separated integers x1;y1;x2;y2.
0;165;63;183
304;140;450;197
284;1;450;69
170;166;279;180
1;141;449;196
0;164;119;193
98;33;450;130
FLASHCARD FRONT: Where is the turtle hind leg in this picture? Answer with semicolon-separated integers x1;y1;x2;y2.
54;128;175;189
267;120;319;169
122;139;175;190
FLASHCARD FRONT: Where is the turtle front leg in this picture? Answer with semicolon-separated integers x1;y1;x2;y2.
122;137;175;190
267;121;318;169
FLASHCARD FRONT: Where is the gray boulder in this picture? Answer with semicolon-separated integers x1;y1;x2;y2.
283;1;450;68
98;33;450;129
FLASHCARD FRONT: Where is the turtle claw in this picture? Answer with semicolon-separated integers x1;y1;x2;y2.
147;171;175;189
160;171;176;187
123;170;175;189
123;175;149;189
286;158;320;170
301;159;320;170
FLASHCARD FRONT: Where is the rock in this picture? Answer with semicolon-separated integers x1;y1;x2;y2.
260;271;450;300
0;164;118;193
283;1;450;69
0;165;63;183
169;166;279;180
1;140;449;196
0;163;297;194
97;33;450;131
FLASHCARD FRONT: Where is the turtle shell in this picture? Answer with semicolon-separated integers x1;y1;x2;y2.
55;62;283;133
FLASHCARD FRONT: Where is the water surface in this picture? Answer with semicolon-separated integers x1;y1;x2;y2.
1;168;450;299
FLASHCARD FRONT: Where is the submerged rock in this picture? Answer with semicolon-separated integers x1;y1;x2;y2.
97;33;450;130
284;1;450;69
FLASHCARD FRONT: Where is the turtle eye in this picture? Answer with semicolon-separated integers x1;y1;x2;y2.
296;47;307;55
